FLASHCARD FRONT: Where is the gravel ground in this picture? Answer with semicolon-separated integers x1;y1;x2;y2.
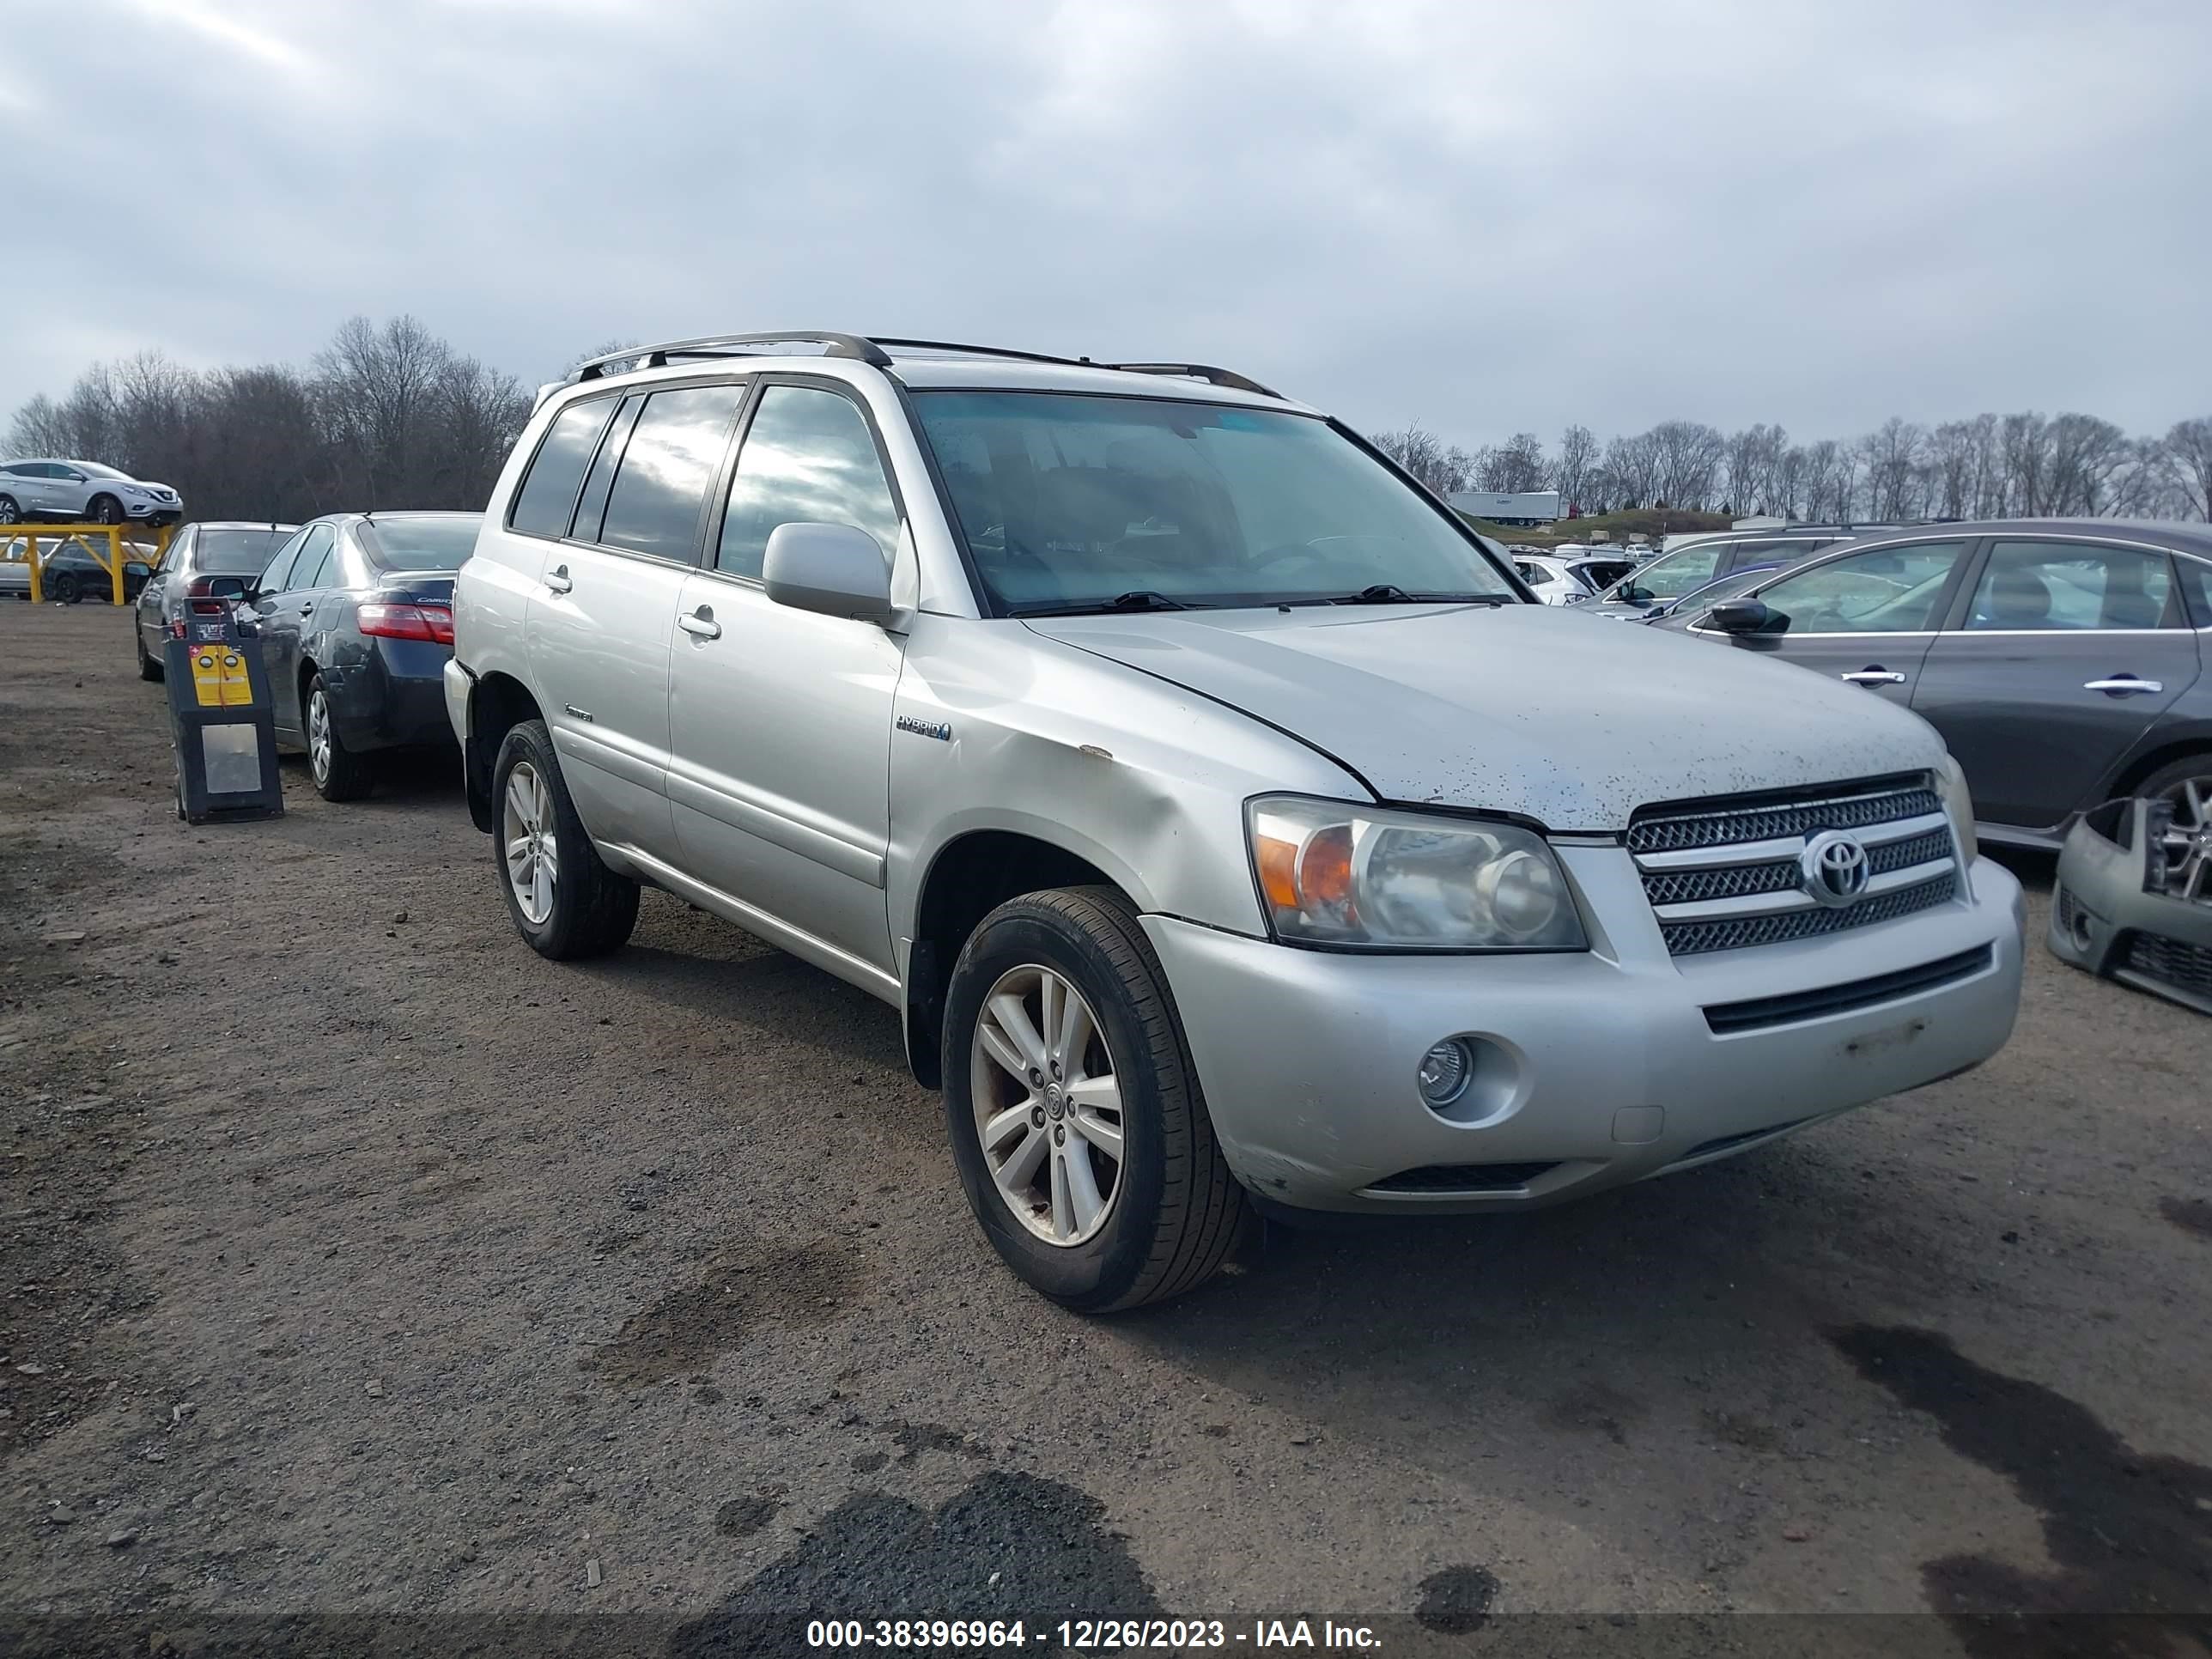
2;603;2208;1653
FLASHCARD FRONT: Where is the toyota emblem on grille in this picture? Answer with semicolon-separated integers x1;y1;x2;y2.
1799;830;1871;907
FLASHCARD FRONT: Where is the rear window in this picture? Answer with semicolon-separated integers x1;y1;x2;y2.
364;516;482;570
510;398;617;538
197;528;294;574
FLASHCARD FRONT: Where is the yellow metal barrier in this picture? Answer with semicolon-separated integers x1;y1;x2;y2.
5;523;176;605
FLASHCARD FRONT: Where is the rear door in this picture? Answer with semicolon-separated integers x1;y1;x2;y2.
1911;536;2202;832
524;380;747;858
1695;538;1975;710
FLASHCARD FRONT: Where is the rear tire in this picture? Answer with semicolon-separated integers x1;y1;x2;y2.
943;884;1250;1312
0;495;20;525
137;633;163;681
491;718;639;959
305;674;374;802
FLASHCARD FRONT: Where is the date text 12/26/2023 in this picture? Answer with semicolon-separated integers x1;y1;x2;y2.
806;1619;1383;1650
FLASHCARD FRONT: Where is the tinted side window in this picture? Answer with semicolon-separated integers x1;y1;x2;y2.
257;529;309;592
285;526;337;592
1515;561;1554;586
1755;541;1966;635
2177;556;2212;629
1964;540;2172;631
1633;544;1723;599
598;385;746;561
571;397;645;545
715;385;902;580
509;398;617;538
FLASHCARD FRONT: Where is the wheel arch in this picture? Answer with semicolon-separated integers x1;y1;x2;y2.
464;671;543;833
902;828;1128;1089
2107;730;2212;802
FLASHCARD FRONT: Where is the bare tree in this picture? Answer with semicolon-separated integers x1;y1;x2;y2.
1370;422;1475;496
1649;421;1726;511
2160;417;2212;520
1479;431;1547;493
1552;423;1597;512
1602;431;1660;507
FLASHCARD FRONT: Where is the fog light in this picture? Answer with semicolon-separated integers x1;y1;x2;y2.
1418;1038;1474;1107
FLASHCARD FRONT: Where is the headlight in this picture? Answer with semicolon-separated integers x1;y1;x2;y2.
1935;755;1977;865
1247;796;1588;951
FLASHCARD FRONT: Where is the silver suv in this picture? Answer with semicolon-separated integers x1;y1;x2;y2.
0;459;184;526
447;332;2026;1310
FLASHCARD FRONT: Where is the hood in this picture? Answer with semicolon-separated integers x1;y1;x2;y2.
1024;603;1945;832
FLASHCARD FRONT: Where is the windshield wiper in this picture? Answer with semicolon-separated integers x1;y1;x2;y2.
1285;585;1509;607
1012;590;1192;617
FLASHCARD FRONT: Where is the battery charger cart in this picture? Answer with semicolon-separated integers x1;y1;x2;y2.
166;608;283;823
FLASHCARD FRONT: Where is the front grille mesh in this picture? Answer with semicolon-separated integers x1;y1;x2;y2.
1627;781;1941;854
1662;873;1957;957
1634;776;1957;957
2121;931;2212;1002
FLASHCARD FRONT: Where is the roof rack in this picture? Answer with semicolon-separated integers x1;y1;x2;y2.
573;332;893;381
568;334;1285;399
1105;362;1284;399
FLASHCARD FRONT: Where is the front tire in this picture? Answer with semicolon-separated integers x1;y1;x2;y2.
51;571;82;605
491;719;639;959
305;673;374;801
88;495;124;526
943;885;1250;1311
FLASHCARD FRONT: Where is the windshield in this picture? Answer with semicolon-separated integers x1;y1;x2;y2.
1602;544;1724;602
909;392;1516;612
363;515;481;570
76;461;128;480
197;528;294;574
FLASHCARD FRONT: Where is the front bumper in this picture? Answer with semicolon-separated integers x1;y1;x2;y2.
2050;799;2212;1016
1145;848;2026;1213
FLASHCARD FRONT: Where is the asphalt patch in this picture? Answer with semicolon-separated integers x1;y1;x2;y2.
586;1239;863;1386
1831;1325;2212;1654
1414;1565;1498;1634
715;1492;784;1539
669;1469;1160;1656
2159;1196;2212;1243
892;1420;988;1463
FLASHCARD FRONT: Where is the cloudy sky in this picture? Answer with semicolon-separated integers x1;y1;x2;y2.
5;0;2208;447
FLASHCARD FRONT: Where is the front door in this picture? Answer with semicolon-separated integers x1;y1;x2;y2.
1702;538;1975;710
665;380;908;977
524;381;749;859
1911;537;2202;832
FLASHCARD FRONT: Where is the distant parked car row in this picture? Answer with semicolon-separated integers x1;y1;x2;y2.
0;458;183;526
135;512;477;801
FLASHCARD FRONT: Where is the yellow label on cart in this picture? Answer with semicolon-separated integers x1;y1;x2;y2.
217;649;252;706
190;650;226;708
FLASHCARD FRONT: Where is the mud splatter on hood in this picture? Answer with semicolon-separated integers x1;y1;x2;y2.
1025;603;1946;831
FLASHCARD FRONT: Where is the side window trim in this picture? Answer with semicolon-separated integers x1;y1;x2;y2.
704;373;909;587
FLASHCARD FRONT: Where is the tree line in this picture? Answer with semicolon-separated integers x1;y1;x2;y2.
4;317;532;525
13;322;2210;531
1375;411;2212;525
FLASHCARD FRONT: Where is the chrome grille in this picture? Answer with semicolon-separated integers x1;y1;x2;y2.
1630;776;1960;957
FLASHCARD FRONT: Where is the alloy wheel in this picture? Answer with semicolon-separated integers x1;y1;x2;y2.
501;762;559;926
969;963;1126;1247
307;689;333;787
2154;773;2212;904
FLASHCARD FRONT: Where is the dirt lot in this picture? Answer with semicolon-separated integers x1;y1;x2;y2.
2;601;2208;1653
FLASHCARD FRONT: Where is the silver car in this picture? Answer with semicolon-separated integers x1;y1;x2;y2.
446;332;2024;1310
0;458;184;526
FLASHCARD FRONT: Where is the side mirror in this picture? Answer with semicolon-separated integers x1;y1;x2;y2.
762;522;892;622
1707;599;1785;635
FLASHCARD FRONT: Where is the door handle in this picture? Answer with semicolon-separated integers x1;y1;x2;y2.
2083;677;2161;696
678;608;721;641
544;565;573;594
1842;670;1906;685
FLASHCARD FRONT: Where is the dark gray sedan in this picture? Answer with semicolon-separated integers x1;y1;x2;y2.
1666;520;2212;848
235;512;479;802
